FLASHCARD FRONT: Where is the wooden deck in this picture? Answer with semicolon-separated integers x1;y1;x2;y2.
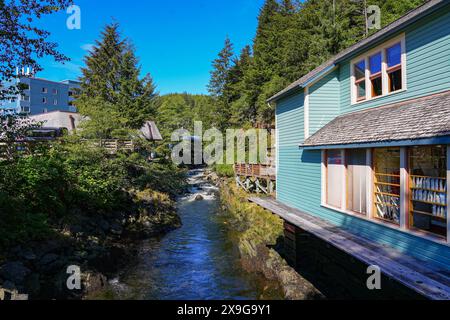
249;197;450;300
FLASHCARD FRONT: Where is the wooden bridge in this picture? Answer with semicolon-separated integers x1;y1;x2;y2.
234;163;276;195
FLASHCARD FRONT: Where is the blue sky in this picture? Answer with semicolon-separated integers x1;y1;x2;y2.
36;0;266;95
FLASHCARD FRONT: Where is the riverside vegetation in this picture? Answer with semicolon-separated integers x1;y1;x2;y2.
0;138;186;299
214;172;324;300
0;15;186;299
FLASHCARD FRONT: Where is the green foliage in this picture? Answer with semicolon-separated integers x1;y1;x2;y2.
201;0;427;129
77;23;158;137
0;139;186;250
213;164;234;178
156;93;216;139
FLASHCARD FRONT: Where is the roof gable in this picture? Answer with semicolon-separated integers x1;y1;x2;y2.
269;0;447;103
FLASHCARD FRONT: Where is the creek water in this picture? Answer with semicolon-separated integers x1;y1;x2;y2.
107;169;283;300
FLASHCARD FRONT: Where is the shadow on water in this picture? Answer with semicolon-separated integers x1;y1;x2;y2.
108;169;284;300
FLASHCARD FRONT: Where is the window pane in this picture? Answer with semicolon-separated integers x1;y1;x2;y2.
369;52;382;74
374;148;401;225
354;60;365;80
387;43;401;68
327;150;343;208
371;76;382;97
388;69;402;92
410;146;447;238
347;149;367;215
357;81;366;100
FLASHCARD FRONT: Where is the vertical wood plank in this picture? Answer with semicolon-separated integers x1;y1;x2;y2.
366;149;373;219
341;149;347;211
400;147;408;230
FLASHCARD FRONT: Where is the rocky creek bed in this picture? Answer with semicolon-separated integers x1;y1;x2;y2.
0;189;181;300
214;174;324;300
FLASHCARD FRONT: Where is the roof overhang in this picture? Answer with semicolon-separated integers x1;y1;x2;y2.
299;90;450;151
301;136;450;150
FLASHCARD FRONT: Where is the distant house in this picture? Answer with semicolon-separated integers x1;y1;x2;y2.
252;0;450;299
140;121;163;141
1;73;80;115
30;111;85;132
30;112;163;143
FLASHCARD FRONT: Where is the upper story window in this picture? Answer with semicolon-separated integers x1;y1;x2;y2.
42;97;47;104
351;35;406;104
52;88;58;95
42;87;48;93
386;43;402;93
354;60;366;102
369;52;383;98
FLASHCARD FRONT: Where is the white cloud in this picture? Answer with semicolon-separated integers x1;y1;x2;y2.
52;61;83;74
81;43;95;52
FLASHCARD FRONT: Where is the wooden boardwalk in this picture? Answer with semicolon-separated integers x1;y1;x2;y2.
249;196;450;300
234;164;276;195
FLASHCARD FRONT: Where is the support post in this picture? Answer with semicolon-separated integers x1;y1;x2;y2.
341;149;346;211
321;150;326;206
400;147;408;230
366;149;373;219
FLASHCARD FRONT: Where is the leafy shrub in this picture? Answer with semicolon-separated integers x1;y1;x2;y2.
0;140;186;250
213;164;234;177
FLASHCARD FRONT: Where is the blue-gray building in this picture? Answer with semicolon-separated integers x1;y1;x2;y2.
1;76;80;115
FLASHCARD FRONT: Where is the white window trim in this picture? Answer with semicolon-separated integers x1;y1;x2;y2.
321;146;450;247
351;34;407;105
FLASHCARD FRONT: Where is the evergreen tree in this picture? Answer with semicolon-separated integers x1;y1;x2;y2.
207;37;234;130
78;23;158;132
208;37;234;98
201;0;428;130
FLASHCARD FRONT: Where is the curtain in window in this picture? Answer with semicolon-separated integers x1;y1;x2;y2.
327;150;343;208
347;149;367;214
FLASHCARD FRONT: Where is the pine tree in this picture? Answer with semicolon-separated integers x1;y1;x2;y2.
207;37;234;130
207;37;234;98
78;23;158;132
80;23;126;103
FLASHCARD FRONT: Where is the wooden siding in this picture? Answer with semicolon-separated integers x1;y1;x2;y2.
275;4;450;270
309;70;341;136
340;6;450;114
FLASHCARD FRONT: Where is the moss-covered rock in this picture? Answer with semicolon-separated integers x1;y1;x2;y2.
219;180;324;300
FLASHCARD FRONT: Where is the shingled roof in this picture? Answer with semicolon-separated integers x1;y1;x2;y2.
302;91;450;148
268;0;447;102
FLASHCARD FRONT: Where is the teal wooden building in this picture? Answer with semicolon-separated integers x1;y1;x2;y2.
253;0;450;299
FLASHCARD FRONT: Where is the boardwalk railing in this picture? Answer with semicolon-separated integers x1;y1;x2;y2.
0;139;137;160
95;139;135;154
234;163;276;179
234;163;276;194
